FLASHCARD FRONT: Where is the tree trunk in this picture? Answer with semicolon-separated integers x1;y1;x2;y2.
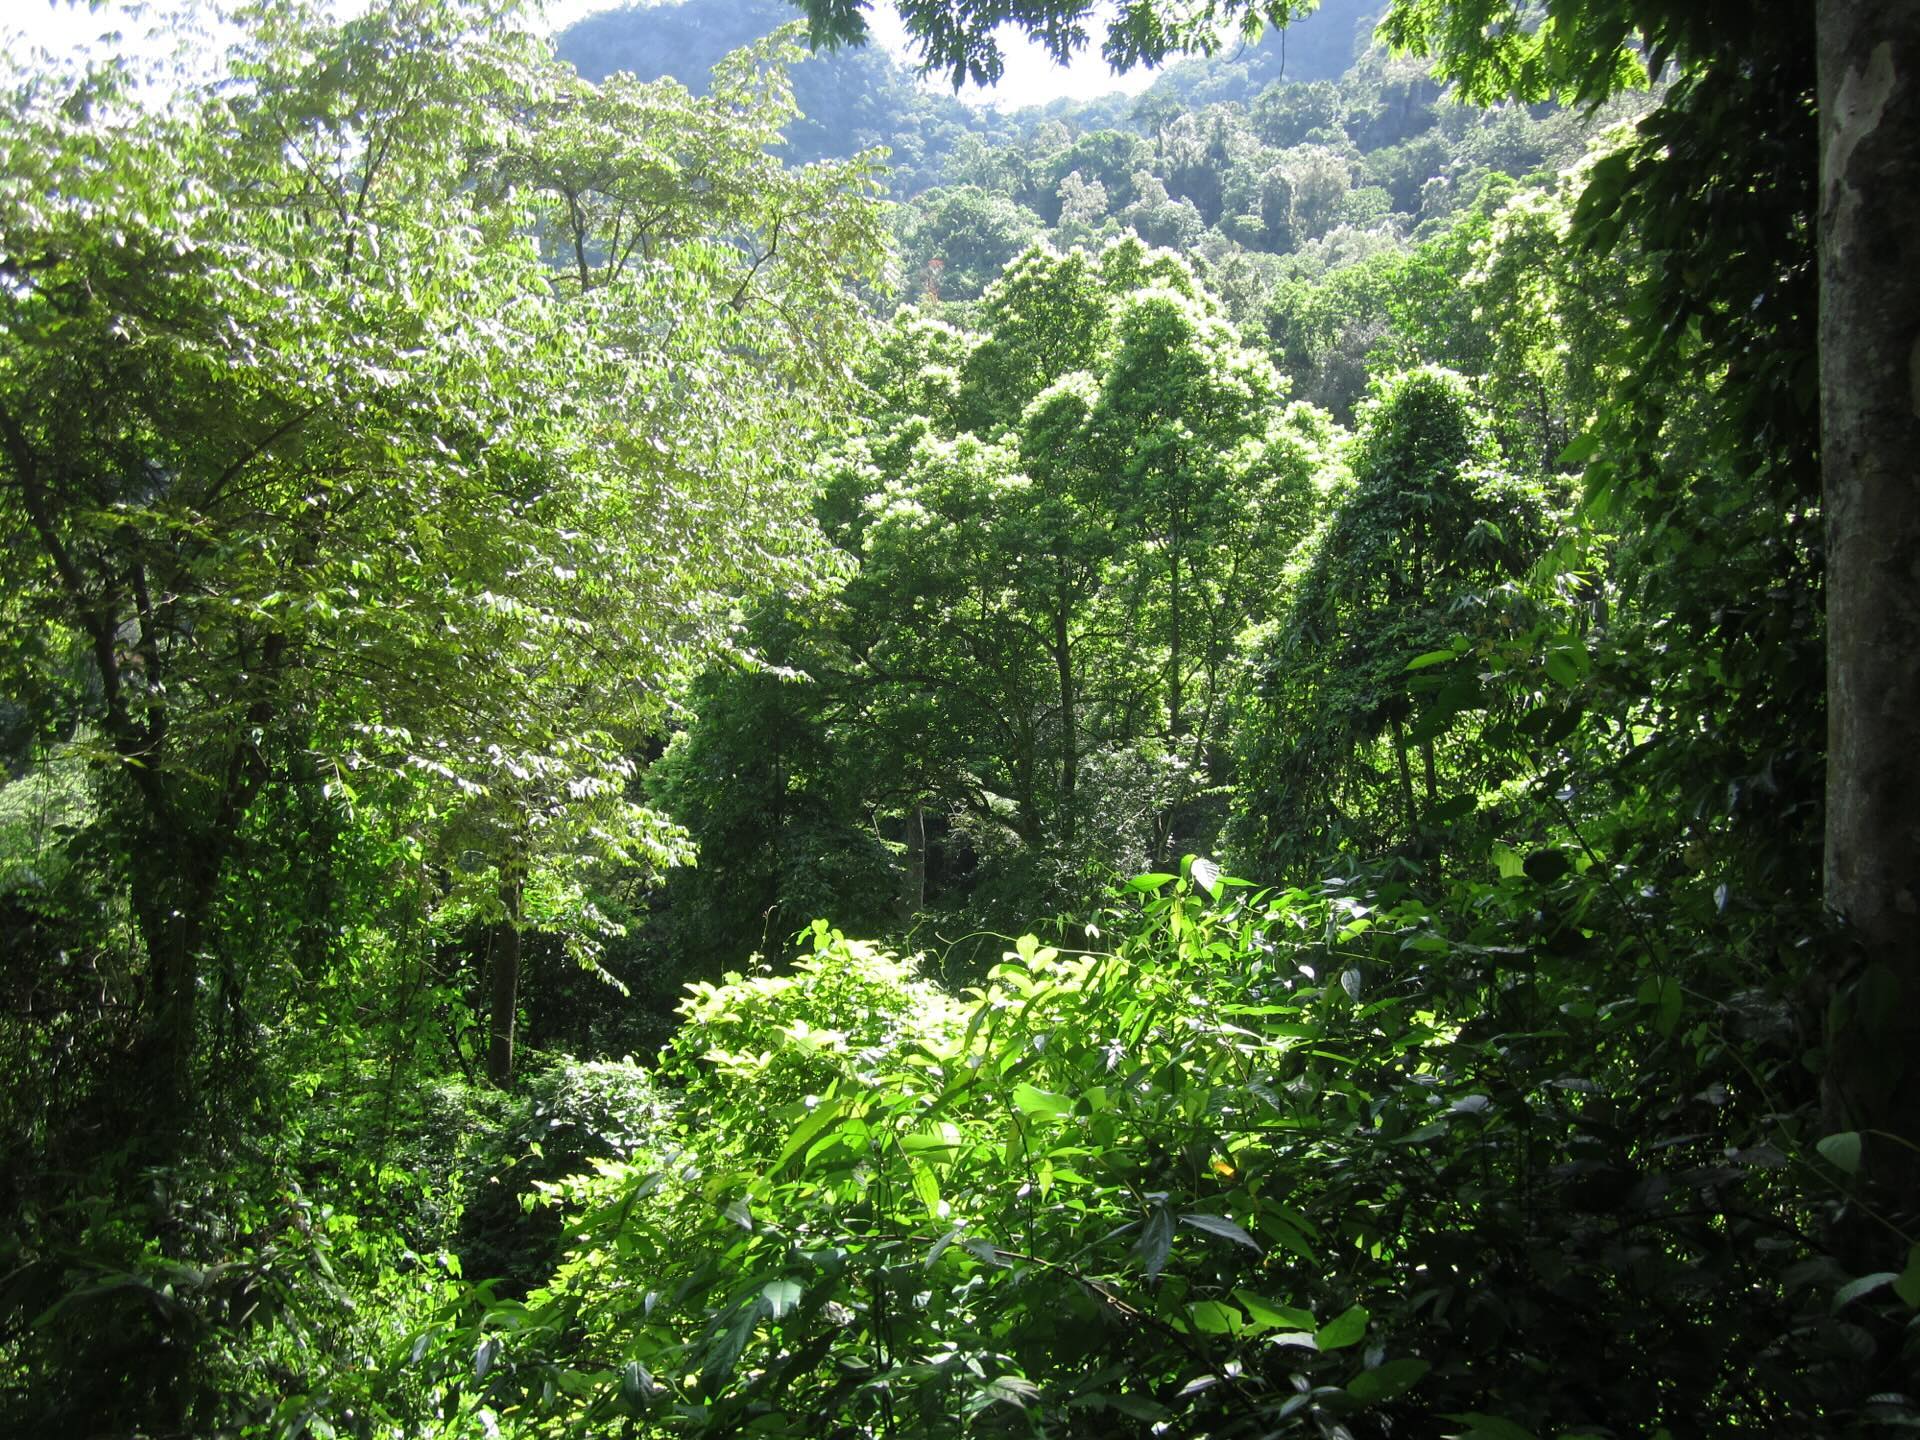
898;805;926;921
1391;716;1417;838
1167;541;1183;742
1817;0;1920;1203
1054;590;1077;844
128;819;233;1112
487;875;523;1088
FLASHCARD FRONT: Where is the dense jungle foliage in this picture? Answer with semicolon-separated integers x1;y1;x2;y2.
2;0;1917;1437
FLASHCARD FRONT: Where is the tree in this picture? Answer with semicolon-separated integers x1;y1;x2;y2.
816;242;1330;920
847;0;1920;1211
1252;76;1347;146
800;0;1321;86
1044;128;1154;214
0;1;885;1103
1235;368;1545;874
895;185;1046;301
1815;0;1920;1195
1083;285;1282;751
955;244;1113;434
645;599;898;977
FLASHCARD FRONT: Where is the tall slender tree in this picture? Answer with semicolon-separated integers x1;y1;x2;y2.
1816;0;1920;1194
0;2;886;1102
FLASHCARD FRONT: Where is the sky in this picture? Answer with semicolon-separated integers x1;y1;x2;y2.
0;0;1157;108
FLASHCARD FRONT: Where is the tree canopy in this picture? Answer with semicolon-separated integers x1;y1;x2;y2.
4;0;1918;1434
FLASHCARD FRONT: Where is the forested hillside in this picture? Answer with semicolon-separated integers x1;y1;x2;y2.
3;0;1918;1437
557;0;1372;196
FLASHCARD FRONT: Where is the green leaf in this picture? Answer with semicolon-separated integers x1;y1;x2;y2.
1348;1356;1430;1402
1179;1212;1261;1252
1895;1243;1920;1307
772;1098;846;1172
760;1278;803;1319
976;1374;1041;1409
1127;872;1178;892
1234;1291;1317;1332
1089;1393;1169;1421
1543;649;1583;688
1190;855;1223;897
925;1227;965;1268
908;1158;942;1219
1636;975;1684;1038
1405;649;1459;671
1523;848;1571;883
1135;1204;1174;1281
1557;431;1600;467
1185;1300;1243;1335
619;1359;657;1408
700;1300;763;1392
1314;1304;1369;1350
1442;1414;1540;1440
1012;1083;1074;1116
1832;1272;1898;1311
1817;1131;1862;1175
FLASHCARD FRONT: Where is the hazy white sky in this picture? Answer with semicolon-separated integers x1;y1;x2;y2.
0;0;1155;108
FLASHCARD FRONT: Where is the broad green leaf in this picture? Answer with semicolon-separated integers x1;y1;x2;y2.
925;1227;965;1268
1135;1204;1174;1281
1012;1083;1074;1116
1442;1414;1539;1440
760;1278;802;1319
1190;855;1223;897
1816;1131;1863;1175
1523;848;1571;884
1314;1304;1369;1350
619;1360;658;1407
1185;1300;1243;1335
700;1300;763;1392
1348;1356;1430;1402
1233;1290;1316;1332
975;1374;1041;1409
1089;1393;1169;1421
1557;431;1600;467
908;1158;943;1219
772;1098;846;1172
1543;648;1584;688
1831;1272;1898;1311
1896;1243;1920;1307
1179;1212;1261;1252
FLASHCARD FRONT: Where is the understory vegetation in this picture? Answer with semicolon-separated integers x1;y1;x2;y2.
2;0;1916;1436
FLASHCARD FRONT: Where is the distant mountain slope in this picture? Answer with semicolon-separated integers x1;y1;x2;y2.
557;0;997;194
556;0;1380;194
1135;0;1377;102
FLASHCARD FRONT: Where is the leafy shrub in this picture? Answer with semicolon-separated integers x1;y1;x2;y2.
663;921;966;1158
391;857;1917;1438
456;1059;673;1296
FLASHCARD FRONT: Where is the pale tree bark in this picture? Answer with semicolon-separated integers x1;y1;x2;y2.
487;874;524;1088
1817;0;1920;1202
898;804;926;922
